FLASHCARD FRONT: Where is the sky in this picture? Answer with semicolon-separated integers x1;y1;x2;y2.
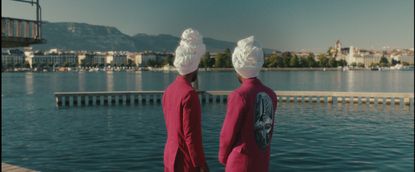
2;0;414;52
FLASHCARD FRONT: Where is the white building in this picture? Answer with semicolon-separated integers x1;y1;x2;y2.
105;51;114;65
2;49;25;68
112;54;128;66
134;52;157;67
77;53;86;66
32;53;77;67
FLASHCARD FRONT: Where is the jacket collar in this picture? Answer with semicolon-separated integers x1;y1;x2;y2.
241;77;261;86
176;75;192;86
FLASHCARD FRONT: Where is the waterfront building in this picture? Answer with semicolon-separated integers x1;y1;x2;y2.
105;51;114;65
295;50;312;57
24;47;34;68
331;40;414;67
134;52;157;67
32;52;77;67
91;54;106;66
77;53;86;66
113;54;128;66
334;40;342;58
400;54;414;64
1;49;25;68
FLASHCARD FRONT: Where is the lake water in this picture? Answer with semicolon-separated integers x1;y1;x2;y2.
2;71;414;171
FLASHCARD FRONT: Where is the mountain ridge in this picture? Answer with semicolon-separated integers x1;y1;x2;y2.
33;21;276;53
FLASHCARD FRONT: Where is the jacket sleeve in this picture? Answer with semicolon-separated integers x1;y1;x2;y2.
182;91;206;168
218;92;246;165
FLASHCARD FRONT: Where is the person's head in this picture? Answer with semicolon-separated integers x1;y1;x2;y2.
232;36;264;83
173;28;206;81
235;72;243;84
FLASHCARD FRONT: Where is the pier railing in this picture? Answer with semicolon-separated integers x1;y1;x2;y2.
54;91;414;108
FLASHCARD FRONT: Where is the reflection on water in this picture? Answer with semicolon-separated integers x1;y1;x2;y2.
2;71;414;171
347;71;356;91
106;72;114;91
24;72;33;95
106;109;113;134
135;71;142;91
78;72;86;92
280;101;413;113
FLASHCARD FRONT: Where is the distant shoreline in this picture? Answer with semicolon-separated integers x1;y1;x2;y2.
4;67;413;73
197;67;382;72
200;67;346;71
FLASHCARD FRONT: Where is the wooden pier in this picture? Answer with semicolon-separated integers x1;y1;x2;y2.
54;91;414;108
2;162;37;172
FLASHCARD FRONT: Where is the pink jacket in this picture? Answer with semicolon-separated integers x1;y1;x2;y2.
219;78;277;172
162;76;207;172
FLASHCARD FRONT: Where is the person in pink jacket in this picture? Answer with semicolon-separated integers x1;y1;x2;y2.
162;28;208;172
219;36;278;172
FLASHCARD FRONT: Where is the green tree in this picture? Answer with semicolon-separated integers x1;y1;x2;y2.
317;54;329;67
275;56;284;67
351;62;357;67
14;63;22;68
289;55;300;67
162;54;174;66
357;63;365;68
127;59;136;67
369;63;378;68
337;59;347;67
306;54;317;67
224;48;232;67
391;58;400;66
147;59;157;67
281;52;292;67
298;57;306;67
265;54;277;67
213;49;232;68
379;56;389;67
24;61;31;68
214;53;226;68
328;58;338;67
63;62;70;67
79;59;85;67
200;52;213;68
327;46;334;57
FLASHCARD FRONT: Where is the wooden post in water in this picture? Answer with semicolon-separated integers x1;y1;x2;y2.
369;97;375;104
404;97;410;105
327;96;333;104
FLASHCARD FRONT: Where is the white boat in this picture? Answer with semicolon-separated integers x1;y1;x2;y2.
390;64;403;70
342;66;349;71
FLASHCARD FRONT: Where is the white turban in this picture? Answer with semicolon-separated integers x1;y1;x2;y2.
174;28;206;75
232;36;264;78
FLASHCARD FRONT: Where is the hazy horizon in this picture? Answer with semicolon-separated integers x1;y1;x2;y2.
2;0;414;52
